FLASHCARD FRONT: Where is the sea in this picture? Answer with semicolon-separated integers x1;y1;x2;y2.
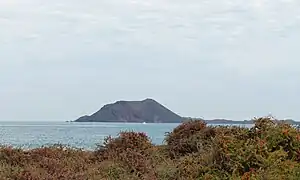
0;122;253;150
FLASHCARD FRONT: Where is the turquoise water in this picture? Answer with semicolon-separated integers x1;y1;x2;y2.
0;122;252;150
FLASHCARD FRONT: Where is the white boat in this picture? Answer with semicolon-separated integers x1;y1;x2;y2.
142;122;146;124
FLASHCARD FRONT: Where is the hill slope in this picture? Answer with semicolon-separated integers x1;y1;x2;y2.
75;99;183;123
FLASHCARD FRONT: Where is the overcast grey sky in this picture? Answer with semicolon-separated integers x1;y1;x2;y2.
1;0;300;121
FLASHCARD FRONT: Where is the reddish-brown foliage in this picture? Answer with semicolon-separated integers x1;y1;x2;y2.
95;131;157;178
165;120;216;158
0;117;300;179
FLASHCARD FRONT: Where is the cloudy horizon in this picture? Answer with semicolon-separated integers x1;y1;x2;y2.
1;0;300;121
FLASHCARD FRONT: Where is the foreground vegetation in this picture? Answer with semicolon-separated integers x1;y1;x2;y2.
1;117;300;179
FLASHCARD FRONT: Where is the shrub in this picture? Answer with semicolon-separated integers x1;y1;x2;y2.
0;145;95;180
96;131;152;156
249;117;300;160
95;131;156;178
1;116;300;179
0;146;26;166
165;120;216;158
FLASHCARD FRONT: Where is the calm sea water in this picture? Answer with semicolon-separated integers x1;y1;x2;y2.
0;122;253;150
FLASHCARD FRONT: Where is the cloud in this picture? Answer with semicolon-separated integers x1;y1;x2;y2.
1;0;300;120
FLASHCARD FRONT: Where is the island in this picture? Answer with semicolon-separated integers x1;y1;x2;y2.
74;98;300;124
75;98;183;123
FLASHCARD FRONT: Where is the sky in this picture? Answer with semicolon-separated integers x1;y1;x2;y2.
1;0;300;121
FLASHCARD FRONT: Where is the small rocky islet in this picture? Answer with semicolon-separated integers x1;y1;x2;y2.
74;98;300;125
75;98;183;123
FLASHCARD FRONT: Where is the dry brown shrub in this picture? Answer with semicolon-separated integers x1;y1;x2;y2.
165;120;216;158
95;131;157;179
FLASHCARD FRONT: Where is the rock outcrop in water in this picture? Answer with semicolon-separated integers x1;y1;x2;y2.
75;98;183;123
